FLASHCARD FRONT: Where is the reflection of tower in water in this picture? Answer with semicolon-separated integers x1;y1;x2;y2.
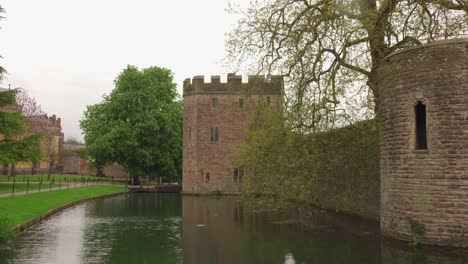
182;196;245;264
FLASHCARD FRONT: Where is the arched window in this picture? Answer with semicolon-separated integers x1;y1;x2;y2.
415;101;427;149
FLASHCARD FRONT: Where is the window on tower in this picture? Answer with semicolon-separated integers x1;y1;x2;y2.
239;98;244;109
210;127;219;143
212;98;218;110
415;101;428;150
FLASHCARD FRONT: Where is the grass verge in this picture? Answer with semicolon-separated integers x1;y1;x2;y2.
0;185;127;242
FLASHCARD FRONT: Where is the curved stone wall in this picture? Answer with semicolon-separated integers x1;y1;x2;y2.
377;39;468;246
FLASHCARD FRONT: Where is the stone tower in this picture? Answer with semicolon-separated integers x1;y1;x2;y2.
182;74;283;194
377;39;468;246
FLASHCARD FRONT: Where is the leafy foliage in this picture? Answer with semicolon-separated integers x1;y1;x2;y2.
238;106;315;209
227;0;467;130
407;217;426;246
0;89;42;168
0;5;41;170
80;66;183;182
239;105;379;212
0;216;14;244
15;89;62;177
228;0;466;211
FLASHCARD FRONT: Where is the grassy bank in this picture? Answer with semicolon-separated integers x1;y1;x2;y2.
0;185;127;233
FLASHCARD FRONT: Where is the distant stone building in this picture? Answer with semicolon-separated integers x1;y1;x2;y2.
182;74;282;194
15;114;64;174
377;39;468;247
61;143;84;174
0;87;65;174
62;143;128;178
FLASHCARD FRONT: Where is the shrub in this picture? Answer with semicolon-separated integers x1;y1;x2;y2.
407;217;426;247
0;216;14;244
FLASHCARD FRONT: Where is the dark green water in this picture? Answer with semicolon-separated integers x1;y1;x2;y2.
0;193;467;264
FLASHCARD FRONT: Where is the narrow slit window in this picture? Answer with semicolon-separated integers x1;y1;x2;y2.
212;98;218;109
239;166;244;182
210;127;219;143
239;98;244;109
233;167;244;183
205;173;210;183
233;168;239;182
415;101;427;150
189;127;192;143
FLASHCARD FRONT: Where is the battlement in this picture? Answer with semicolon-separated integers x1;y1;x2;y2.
30;114;62;129
48;114;62;127
183;74;283;96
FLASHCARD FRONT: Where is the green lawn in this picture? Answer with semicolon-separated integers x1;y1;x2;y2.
0;183;61;194
0;185;127;230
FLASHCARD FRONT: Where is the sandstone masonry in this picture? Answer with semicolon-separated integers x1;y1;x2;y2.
182;74;282;194
377;39;468;247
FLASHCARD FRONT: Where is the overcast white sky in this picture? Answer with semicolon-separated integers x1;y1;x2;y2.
0;0;250;141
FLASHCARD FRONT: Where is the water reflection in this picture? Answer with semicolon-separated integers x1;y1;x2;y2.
181;196;468;264
0;194;467;264
4;206;86;264
0;194;182;264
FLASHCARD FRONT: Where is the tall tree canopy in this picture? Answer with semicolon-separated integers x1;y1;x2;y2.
0;6;42;173
227;0;467;130
0;4;5;81
227;0;466;207
0;89;42;171
80;66;183;182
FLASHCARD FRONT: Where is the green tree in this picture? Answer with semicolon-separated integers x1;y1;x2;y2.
0;6;42;175
80;66;183;183
0;4;5;81
0;89;43;175
227;0;466;207
227;0;467;130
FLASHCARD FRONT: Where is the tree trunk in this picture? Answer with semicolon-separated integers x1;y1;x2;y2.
32;161;38;175
130;175;140;186
47;165;52;180
10;164;16;177
97;167;104;177
48;154;56;180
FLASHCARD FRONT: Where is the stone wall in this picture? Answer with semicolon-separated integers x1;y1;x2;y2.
183;75;282;194
308;120;380;221
13;114;64;174
62;143;128;178
377;39;468;246
62;143;82;174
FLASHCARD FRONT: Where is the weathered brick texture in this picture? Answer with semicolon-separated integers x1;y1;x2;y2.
377;39;468;246
182;75;282;194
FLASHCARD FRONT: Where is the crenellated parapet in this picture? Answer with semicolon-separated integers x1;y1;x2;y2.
48;114;62;128
183;74;283;96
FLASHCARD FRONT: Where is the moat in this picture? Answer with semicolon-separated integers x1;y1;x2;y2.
0;193;467;264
